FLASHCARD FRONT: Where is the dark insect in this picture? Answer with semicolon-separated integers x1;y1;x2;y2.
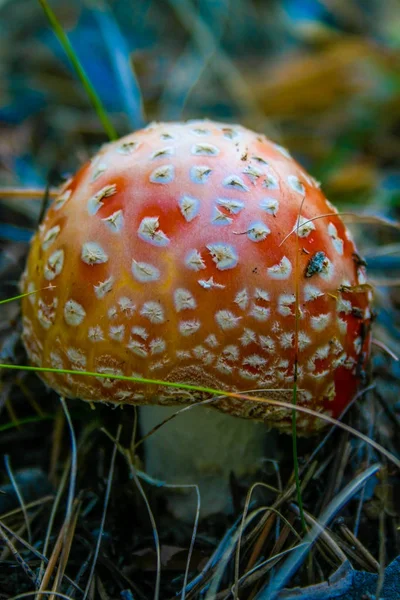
305;251;327;278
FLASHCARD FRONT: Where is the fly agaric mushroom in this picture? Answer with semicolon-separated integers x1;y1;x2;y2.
20;120;371;519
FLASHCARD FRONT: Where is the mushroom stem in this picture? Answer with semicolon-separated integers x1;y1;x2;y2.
139;405;267;520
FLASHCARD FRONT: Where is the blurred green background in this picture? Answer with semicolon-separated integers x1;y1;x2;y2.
1;0;399;214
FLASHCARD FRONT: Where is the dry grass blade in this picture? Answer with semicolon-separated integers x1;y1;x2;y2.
372;339;399;361
231;542;310;596
50;497;82;596
337;522;380;571
128;464;161;600
235;487;302;600
4;455;32;545
0;519;83;595
11;592;75;599
0;521;37;586
279;212;400;248
36;498;81;598
0;188;58;199
289;504;347;564
101;427;162;600
37;462;70;590
82;425;121;599
258;463;381;599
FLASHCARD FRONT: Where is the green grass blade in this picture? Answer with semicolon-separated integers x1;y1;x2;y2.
38;0;118;141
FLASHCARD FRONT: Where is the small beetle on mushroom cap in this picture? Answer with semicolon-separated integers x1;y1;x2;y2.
21;120;371;518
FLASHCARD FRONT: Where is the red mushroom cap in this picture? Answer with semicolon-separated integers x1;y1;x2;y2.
20;120;371;433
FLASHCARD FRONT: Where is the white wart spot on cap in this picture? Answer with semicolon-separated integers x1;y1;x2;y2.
27;282;36;305
207;243;238;270
205;334;219;348
211;207;233;226
288;175;305;194
102;209;124;233
235;289;249;310
67;347;87;368
132;260;160;282
247;222;270;242
298;332;311;350
44;249;64;280
198;277;225;290
64;299;86;326
174;288;196;312
311;313;331;331
176;350;191;360
259;335;275;352
118;297;136;315
149;338;166;355
215;359;233;375
91;162;107;182
185;249;206;271
240;328;256;346
215;310;241;330
193;346;215;364
151;146;175;159
54;189;71;211
278;294;296;317
42;225;61;250
191;143;220;156
267;256;292;280
140;301;165;324
273;143;291;159
279;333;294;349
251;155;268;165
37;299;56;330
179;195;200;222
50;352;64;369
216;198;244;214
87;184;117;216
190;165;212;184
81;242;108;265
190;127;210;136
249;304;270;321
243;164;262;183
357;268;367;285
223;345;240;361
336;295;352;314
260;197;279;216
179;320;201;336
88;326;104;342
94;276;114;299
149;165;175;184
222;175;249;192
296;215;315;238
127;339;148;357
304;284;324;302
131;326;148;340
221;127;240;140
328;223;344;255
262;174;279;190
108;306;118;320
138;217;169;246
239;368;258;380
254;288;270;302
117;140;140;155
243;354;267;368
109;325;125;342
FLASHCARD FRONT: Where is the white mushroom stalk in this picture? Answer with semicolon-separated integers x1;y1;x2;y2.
140;405;267;519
